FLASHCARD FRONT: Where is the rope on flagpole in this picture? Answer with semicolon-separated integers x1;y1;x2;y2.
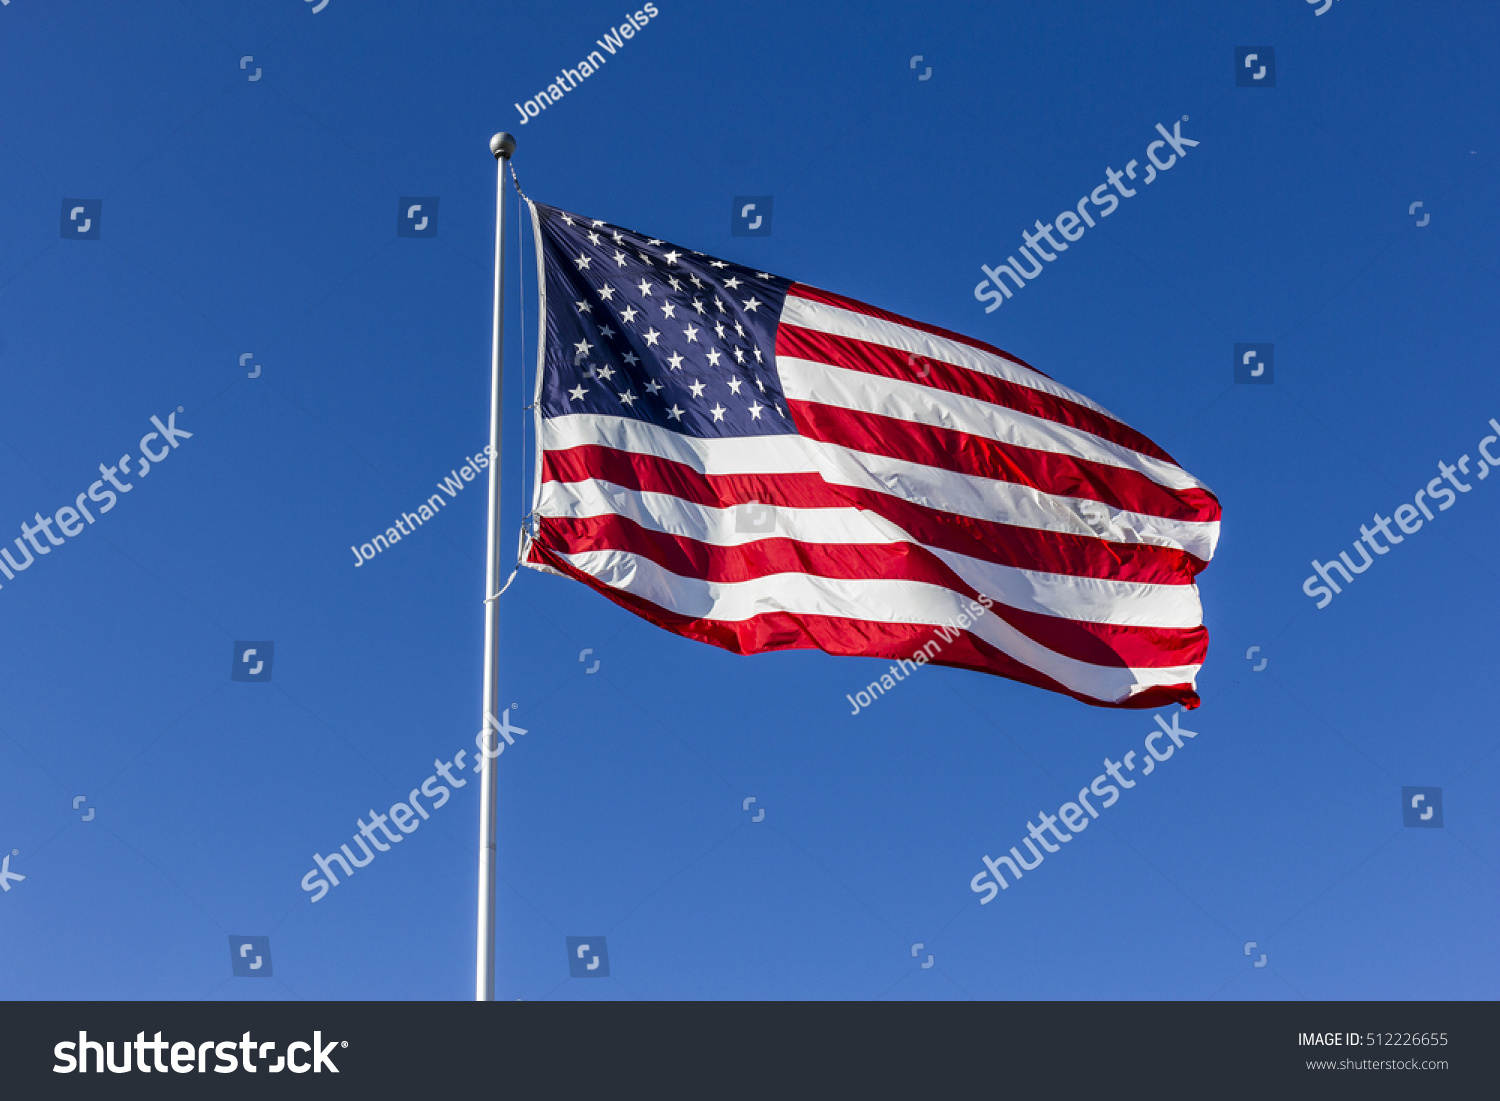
510;160;541;546
507;160;531;202
485;164;535;605
515;167;532;553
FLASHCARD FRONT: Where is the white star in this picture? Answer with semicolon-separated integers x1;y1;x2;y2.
574;252;592;270
612;231;624;244
667;276;682;290
709;260;728;269
743;296;762;313
613;250;628;267
778;404;787;417
755;271;771;279
733;346;746;364
734;320;745;337
667;351;685;370
663;250;681;264
728;378;743;395
643;327;662;346
620;305;639;324
638;251;654;265
561;214;575;225
648;238;663;246
755;378;765;391
714;321;727;339
595;365;615;381
715;297;727;313
587;231;601;245
660;300;677;318
688;379;706;398
706;348;722;367
710;403;727;422
623;350;640;366
666;404;684;420
748;401;764;419
574;339;593;357
644;379;663;394
592;219;605;227
689;273;703;288
619;389;637;406
682;324;700;343
724;276;741;289
575;300;592;314
637;279;654;297
597;284;616;301
598;323;616;340
692;298;706;315
753;346;763;363
569;385;588;401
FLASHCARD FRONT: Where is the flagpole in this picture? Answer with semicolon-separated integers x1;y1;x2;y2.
477;130;515;1002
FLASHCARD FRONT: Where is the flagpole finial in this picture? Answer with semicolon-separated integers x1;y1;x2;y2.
490;132;516;160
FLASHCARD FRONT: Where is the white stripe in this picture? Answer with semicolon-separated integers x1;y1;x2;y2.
542;411;822;475
782;293;1121;420
540;479;1204;628
554;546;1201;703
540;413;1219;559
806;444;1219;561
778;355;1210;494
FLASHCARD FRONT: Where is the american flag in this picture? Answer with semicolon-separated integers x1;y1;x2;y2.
521;201;1221;709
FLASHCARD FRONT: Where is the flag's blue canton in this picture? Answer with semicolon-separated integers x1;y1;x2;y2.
535;203;796;439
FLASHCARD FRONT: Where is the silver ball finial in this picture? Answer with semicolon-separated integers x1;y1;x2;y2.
490;132;516;160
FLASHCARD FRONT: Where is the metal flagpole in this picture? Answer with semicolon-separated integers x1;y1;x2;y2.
477;130;516;1002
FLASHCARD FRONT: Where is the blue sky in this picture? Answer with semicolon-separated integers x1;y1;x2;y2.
1;0;1496;1001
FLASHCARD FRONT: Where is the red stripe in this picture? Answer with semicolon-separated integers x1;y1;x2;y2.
788;282;1057;381
527;536;1201;710
533;513;1208;668
542;445;1207;584
788;401;1222;524
776;324;1178;465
